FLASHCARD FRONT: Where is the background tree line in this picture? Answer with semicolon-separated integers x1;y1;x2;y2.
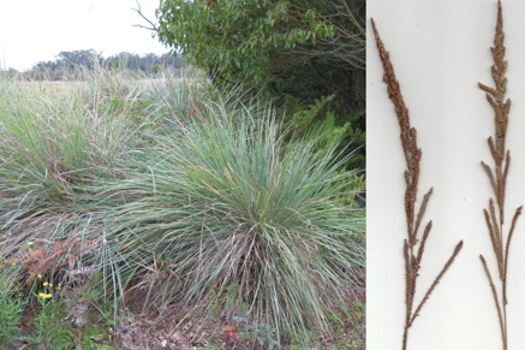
3;49;185;81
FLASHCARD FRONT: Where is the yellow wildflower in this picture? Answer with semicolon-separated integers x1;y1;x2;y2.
57;283;62;290
37;274;43;279
38;292;52;299
11;262;16;267
27;241;34;246
43;282;53;287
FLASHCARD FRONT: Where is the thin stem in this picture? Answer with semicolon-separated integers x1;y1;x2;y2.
402;325;409;350
481;254;506;349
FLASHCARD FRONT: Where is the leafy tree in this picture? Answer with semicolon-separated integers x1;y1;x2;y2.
156;0;365;164
24;51;186;80
57;49;102;71
101;52;186;73
156;0;364;110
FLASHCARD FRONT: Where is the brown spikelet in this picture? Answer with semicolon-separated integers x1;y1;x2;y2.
484;209;499;261
479;82;498;96
415;221;432;268
478;1;520;349
481;161;497;194
372;18;463;350
412;187;433;245
502;151;511;187
504;206;522;283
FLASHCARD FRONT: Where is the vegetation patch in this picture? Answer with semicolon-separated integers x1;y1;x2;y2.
0;68;364;349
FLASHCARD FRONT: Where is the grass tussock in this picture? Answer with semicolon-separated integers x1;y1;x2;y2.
108;100;364;338
0;67;365;346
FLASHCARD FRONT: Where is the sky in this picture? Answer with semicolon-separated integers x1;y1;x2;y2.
0;0;169;71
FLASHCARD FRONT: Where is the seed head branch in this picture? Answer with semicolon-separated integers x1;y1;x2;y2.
410;241;463;326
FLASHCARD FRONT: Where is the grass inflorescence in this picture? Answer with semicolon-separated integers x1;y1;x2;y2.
478;2;522;349
371;18;463;350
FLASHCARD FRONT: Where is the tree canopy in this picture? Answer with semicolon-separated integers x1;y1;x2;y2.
156;0;365;118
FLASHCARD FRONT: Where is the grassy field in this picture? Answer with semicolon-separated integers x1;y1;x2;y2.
0;69;365;349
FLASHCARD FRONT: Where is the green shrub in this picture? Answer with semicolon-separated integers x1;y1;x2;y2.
27;298;74;350
290;94;365;170
0;271;24;348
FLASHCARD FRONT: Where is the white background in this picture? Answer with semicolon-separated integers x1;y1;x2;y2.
0;0;167;71
367;0;525;349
